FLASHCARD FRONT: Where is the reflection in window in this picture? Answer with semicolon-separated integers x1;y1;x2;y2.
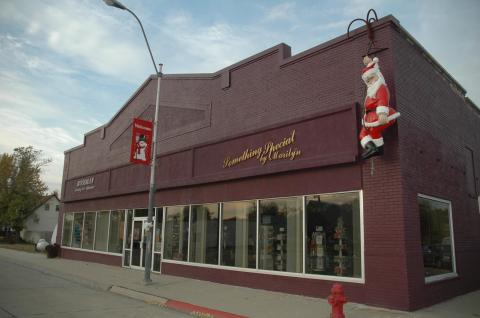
221;201;256;268
125;210;133;251
134;209;148;218
95;211;109;252
62;213;74;246
189;204;219;265
108;210;124;254
72;213;84;248
154;208;163;253
305;192;361;278
82;212;96;250
164;206;189;261
259;198;303;273
419;196;455;278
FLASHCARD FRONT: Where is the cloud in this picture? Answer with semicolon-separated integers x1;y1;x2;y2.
0;0;155;84
0;109;81;194
264;2;297;22
159;11;269;73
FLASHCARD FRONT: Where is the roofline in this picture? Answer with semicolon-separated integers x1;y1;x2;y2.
64;14;477;155
32;193;60;212
64;43;291;154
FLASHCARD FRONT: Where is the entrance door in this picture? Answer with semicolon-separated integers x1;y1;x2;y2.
130;218;148;269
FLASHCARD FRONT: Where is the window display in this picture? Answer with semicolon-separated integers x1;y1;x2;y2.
221;201;256;268
419;195;455;279
72;213;84;248
259;197;302;273
164;205;189;261
62;212;73;246
189;204;219;265
154;208;163;253
305;192;361;277
82;212;96;250
108;210;124;253
95;211;109;252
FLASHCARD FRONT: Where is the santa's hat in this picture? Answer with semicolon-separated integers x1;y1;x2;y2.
361;57;380;82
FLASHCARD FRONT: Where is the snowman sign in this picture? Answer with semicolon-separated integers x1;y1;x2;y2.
130;118;153;165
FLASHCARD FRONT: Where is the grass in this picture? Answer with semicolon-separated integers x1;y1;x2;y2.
0;236;38;253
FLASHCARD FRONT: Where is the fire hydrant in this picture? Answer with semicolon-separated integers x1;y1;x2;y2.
328;283;347;318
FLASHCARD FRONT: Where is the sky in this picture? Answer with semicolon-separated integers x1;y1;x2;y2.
0;0;479;195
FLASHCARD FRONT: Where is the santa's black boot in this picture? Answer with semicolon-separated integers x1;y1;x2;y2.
361;142;384;160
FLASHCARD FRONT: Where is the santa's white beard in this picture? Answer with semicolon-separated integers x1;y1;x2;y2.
366;74;386;97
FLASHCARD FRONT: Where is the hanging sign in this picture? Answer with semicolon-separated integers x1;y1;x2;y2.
130;118;153;165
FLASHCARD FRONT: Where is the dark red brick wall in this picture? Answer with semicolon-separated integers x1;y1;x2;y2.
391;23;480;310
59;16;480;311
60;248;122;267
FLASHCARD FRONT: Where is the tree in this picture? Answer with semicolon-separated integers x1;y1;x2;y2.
0;147;51;238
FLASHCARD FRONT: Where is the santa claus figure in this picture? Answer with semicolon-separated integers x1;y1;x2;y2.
359;56;400;160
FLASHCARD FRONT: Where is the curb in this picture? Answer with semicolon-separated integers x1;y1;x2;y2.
110;285;248;318
165;299;248;318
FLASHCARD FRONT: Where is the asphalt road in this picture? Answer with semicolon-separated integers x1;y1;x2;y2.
0;257;190;318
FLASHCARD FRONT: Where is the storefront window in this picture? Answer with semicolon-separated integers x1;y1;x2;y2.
221;201;256;268
108;210;124;254
95;211;110;252
152;208;163;272
62;212;74;246
154;208;163;253
164;205;189;261
419;195;455;279
72;213;84;248
135;208;148;218
125;210;133;250
259;197;303;273
189;204;219;265
305;192;361;278
82;212;96;250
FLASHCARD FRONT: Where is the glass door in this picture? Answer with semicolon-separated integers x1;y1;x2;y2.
130;217;148;269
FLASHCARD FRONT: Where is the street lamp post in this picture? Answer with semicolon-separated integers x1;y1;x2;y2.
104;0;161;283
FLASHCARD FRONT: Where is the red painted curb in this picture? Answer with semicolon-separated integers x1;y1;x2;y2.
165;299;248;318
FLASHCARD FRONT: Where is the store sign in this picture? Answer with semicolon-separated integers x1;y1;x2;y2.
74;176;95;192
130;118;153;165
223;129;301;168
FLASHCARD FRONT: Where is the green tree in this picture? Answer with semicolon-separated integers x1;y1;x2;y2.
0;147;51;237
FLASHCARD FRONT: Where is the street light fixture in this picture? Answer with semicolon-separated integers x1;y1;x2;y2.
103;0;162;284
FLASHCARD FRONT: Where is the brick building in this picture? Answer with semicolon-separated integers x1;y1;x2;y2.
57;15;480;310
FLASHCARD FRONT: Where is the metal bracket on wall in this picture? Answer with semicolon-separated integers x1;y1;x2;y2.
370;157;375;176
347;9;387;56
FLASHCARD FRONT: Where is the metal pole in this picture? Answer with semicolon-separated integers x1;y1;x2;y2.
103;0;162;283
144;64;162;283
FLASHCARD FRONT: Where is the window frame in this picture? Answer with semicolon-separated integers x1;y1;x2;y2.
418;194;458;284
162;190;365;284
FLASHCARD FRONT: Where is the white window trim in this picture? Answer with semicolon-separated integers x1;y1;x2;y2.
80;212;85;248
62;246;122;257
418;194;458;284
160;207;166;273
121;209;128;268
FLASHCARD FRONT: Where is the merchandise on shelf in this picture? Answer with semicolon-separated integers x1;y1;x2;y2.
309;225;326;272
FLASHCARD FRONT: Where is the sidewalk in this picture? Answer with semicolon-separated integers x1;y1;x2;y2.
1;248;478;318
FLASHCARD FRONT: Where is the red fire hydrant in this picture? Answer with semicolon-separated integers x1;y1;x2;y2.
328;283;347;318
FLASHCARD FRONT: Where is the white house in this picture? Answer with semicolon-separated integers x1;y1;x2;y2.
21;194;60;244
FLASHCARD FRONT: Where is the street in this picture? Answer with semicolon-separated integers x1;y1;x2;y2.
0;257;189;318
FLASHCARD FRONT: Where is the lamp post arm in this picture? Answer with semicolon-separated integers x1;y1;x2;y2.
125;8;159;75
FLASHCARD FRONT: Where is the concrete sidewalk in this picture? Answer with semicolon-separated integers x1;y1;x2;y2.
1;248;478;318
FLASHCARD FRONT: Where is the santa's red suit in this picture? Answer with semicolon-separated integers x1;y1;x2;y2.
358;58;400;153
